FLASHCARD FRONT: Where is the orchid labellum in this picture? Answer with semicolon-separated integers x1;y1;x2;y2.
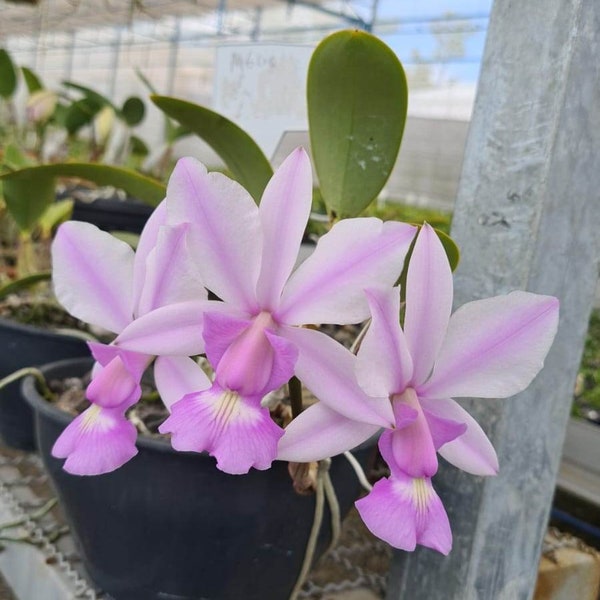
278;224;559;553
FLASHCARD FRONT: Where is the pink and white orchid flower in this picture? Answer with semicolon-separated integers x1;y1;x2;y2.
51;205;209;475
278;224;559;554
115;149;417;474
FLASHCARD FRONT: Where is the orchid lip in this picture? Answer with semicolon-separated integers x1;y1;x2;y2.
213;390;242;432
410;478;432;513
80;404;103;432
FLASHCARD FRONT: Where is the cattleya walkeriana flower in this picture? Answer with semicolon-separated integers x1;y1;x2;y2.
277;224;559;553
51;203;209;474
112;148;417;473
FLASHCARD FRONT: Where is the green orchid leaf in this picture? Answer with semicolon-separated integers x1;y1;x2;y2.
3;143;35;170
122;96;145;126
135;68;158;95
308;30;408;218
2;173;54;233
38;199;74;239
52;102;69;128
21;66;43;93
0;272;51;301
0;49;17;99
130;135;149;156
151;95;273;203
397;226;460;303
64;97;103;135
436;228;460;272
1;164;165;233
62;81;115;111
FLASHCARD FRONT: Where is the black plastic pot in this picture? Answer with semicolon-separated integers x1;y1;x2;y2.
0;318;89;450
71;198;155;234
23;358;377;600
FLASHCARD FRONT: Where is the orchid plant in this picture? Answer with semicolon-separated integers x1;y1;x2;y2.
49;145;559;555
35;29;560;557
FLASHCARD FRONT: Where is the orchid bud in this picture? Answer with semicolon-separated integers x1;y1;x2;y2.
26;89;57;123
94;105;115;146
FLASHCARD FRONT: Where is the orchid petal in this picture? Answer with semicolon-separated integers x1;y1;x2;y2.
137;223;207;316
392;403;419;429
86;356;142;409
211;313;298;397
355;474;452;554
419;292;559;399
404;224;453;386
132;200;167;310
116;300;213;356
378;390;437;478
278;219;417;325
52;405;138;475
422;408;467;450
356;287;412;398
203;311;253;369
85;345;150;409
52;221;134;333
281;326;394;427
87;342;150;377
87;341;119;367
276;402;380;462
256;148;312;310
166;157;261;311
420;398;499;475
263;329;299;391
160;385;283;474
154;356;211;411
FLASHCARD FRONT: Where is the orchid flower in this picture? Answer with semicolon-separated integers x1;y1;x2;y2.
115;148;417;474
51;205;209;475
278;224;559;553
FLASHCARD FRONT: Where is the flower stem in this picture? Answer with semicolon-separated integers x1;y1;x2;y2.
289;376;303;418
16;232;38;278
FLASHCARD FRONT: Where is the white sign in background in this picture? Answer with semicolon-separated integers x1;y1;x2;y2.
214;44;314;159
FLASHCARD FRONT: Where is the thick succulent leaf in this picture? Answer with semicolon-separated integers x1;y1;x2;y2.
1;172;54;233
0;49;17;99
52;103;69;128
1;164;165;232
397;226;460;304
151;95;273;202
121;96;145;126
307;30;407;217
64;97;103;135
3;143;35;170
130;135;149;156
62;81;115;111
436;229;460;272
21;66;43;93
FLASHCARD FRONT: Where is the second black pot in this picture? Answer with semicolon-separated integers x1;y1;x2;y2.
0;318;89;450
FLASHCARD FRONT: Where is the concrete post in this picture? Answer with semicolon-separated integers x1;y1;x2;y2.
387;0;600;598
